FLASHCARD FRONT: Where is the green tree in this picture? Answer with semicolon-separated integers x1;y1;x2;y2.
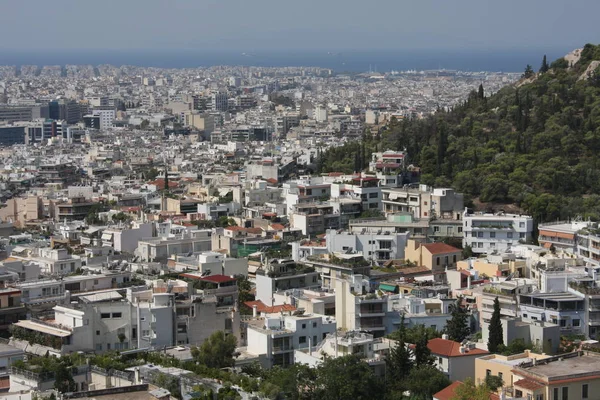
444;298;470;342
487;297;504;353
54;362;76;393
451;378;493;400
191;331;237;369
406;365;451;400
386;335;413;394
314;355;384;400
522;64;534;78
540;54;549;73
413;324;434;367
485;374;504;392
478;84;485;100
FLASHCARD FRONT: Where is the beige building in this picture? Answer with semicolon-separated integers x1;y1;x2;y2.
405;240;462;272
475;350;550;392
457;254;527;279
510;351;600;400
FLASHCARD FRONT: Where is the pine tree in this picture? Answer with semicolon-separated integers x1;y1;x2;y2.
414;325;434;366
163;164;169;192
522;64;534;79
444;298;470;342
487;297;504;353
540;55;549;73
385;335;413;393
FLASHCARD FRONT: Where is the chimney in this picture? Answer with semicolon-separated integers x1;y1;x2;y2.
252;305;258;318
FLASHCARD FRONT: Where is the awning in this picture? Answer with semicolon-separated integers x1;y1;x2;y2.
379;284;398;293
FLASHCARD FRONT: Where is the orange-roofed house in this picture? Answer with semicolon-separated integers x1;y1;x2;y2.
428;337;489;382
433;381;499;400
405;239;462;272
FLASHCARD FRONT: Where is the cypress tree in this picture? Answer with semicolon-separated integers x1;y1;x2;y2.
540;55;549;73
478;84;485;100
444;298;470;342
487;297;504;353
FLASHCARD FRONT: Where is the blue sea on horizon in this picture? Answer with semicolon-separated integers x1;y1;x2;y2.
0;48;569;73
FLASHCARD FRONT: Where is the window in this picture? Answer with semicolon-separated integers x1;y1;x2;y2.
112;312;122;318
458;227;463;233
573;319;580;327
560;319;566;327
507;232;513;239
299;336;306;344
369;203;378;209
498;372;503;381
96;344;102;351
312;322;317;328
424;212;428;216
520;222;525;228
582;384;588;399
101;313;110;319
453;255;456;263
490;232;495;238
472;232;477;238
369;192;378;199
96;330;100;335
313;335;317;344
434;226;440;233
535;395;543;400
562;387;568;400
302;324;306;329
520;233;526;239
437;257;440;265
553;388;559;400
478;243;483;248
523;314;528;318
94;279;99;285
486;369;491;377
107;343;111;350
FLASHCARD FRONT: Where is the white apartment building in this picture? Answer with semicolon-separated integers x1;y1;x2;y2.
325;229;409;264
26;248;82;276
331;176;382;211
101;222;153;253
92;109;115;130
381;186;464;220
136;230;212;262
463;209;534;254
246;313;336;368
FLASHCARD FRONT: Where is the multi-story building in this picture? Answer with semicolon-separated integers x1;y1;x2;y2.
463;209;534;254
0;288;26;332
100;222;153;253
325;229;409;264
519;292;586;336
91;109;115;130
246;313;337;368
334;275;387;337
576;227;600;267
137;230;212;262
255;260;321;305
210;92;229;112
474;350;550;395
538;221;590;252
331;176;382;212
349;213;463;242
511;351;600;400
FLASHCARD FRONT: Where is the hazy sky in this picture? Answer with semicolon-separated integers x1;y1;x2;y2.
1;0;598;51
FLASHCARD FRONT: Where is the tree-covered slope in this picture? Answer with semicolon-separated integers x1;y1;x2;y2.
324;44;600;223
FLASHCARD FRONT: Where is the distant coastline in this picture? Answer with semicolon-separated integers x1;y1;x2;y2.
0;48;568;73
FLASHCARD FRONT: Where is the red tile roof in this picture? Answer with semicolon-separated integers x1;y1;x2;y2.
427;338;489;357
514;379;544;391
270;223;286;231
433;381;498;400
197;274;237;284
244;300;296;314
420;242;461;255
433;381;463;400
149;179;179;190
266;178;278;184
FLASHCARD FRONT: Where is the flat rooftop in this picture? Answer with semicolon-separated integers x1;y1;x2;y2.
517;353;600;380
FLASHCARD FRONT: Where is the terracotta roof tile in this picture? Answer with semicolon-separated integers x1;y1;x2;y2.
421;242;461;255
427;338;489;357
244;300;296;314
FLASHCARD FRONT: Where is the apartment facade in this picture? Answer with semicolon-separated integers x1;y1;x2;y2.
463;209;534;254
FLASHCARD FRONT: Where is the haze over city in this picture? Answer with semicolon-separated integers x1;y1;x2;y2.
0;1;600;400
